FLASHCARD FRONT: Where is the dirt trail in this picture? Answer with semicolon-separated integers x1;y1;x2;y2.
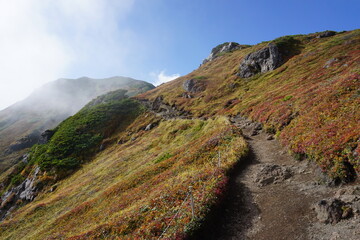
191;117;360;240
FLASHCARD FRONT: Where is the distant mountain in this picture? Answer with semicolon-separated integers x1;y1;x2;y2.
0;76;154;172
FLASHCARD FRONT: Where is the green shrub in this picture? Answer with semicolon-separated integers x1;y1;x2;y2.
29;90;143;174
272;36;303;58
11;174;25;186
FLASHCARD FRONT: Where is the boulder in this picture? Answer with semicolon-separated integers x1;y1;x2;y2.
316;30;336;38
314;199;345;224
238;43;282;78
183;79;206;93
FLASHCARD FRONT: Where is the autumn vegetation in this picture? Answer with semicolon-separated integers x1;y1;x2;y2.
0;29;359;239
140;29;360;182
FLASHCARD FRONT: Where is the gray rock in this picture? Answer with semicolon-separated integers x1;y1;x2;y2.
152;96;164;112
0;167;40;220
255;164;293;186
183;79;206;93
251;129;259;136
266;135;274;140
316;30;336;38
6;132;40;153
238;43;282;78
21;154;30;164
99;144;104;151
254;123;263;131
19;167;40;201
145;123;153;131
203;42;242;64
38;129;55;144
182;92;193;98
351;201;360;214
323;58;339;68
314;199;345;224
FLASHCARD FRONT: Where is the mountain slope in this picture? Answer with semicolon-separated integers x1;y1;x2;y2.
138;29;360;182
0;113;246;239
0;30;359;239
0;76;154;172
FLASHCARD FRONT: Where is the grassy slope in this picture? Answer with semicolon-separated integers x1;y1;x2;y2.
0;77;154;173
0;115;247;239
1;30;358;239
0;90;144;196
139;30;360;181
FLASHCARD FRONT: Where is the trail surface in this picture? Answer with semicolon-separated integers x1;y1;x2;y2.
191;116;359;240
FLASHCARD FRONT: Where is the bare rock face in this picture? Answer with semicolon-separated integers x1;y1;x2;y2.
151;96;164;112
316;30;336;38
183;79;206;93
203;42;242;64
255;164;293;186
238;43;282;78
0;167;40;220
6;132;40;154
38;129;55;144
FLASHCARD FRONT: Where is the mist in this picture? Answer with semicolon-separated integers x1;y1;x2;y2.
0;0;136;111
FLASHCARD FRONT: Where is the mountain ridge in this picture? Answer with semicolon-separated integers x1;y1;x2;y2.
0;76;154;172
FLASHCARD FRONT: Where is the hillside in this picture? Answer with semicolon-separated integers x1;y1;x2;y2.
0;29;359;239
139;29;360;182
0;76;154;173
0;91;247;239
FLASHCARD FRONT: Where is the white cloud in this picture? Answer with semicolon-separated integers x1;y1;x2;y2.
151;70;180;86
0;0;135;110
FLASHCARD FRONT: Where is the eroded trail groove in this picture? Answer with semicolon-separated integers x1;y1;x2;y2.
191;117;351;240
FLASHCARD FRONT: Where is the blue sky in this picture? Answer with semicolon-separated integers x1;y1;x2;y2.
0;0;359;110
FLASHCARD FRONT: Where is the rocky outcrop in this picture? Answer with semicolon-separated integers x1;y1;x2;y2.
316;30;336;38
38;129;55;144
140;97;191;120
6;132;40;154
183;79;206;93
255;164;293;186
6;129;55;154
238;43;282;78
313;186;360;225
145;122;158;131
314;199;346;224
203;42;242;64
0;167;40;220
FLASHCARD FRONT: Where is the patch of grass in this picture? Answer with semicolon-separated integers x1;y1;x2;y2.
283;95;293;101
193;76;207;80
154;152;173;163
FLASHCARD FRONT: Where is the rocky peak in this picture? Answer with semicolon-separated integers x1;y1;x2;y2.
203;42;246;64
316;30;337;38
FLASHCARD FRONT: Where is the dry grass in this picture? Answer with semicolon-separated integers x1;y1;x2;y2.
0;115;247;239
